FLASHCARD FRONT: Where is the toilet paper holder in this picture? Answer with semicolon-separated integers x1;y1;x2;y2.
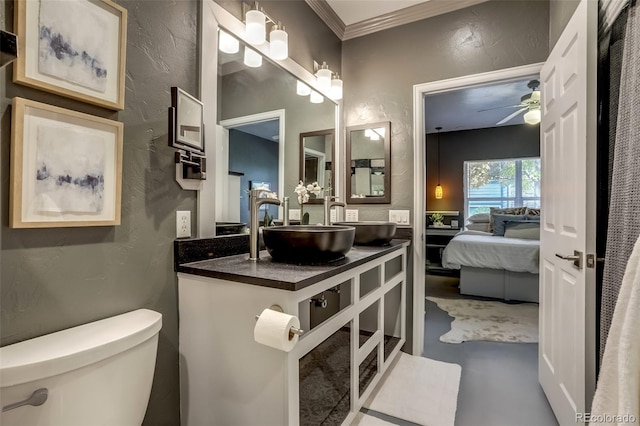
255;305;304;339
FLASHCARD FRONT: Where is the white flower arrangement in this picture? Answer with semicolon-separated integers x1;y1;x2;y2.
294;180;323;205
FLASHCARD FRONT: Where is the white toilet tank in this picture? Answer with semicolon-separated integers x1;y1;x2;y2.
0;309;162;426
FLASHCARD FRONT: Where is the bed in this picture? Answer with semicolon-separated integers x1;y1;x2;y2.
441;230;540;302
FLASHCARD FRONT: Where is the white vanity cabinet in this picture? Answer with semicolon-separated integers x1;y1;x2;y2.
177;241;408;426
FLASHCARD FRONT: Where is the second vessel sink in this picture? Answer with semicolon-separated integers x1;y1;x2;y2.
333;221;397;245
262;225;355;264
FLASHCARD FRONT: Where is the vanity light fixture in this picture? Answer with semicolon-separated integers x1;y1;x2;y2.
524;107;541;125
435;126;443;199
330;74;343;100
310;90;324;104
245;3;266;45
296;80;311;96
269;23;288;60
244;48;262;68
315;61;332;92
218;30;239;54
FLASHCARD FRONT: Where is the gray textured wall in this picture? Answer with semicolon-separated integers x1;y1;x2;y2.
549;0;580;50
426;124;541;218
1;1;341;424
342;0;550;223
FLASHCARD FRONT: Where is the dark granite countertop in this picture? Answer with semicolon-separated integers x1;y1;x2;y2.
176;240;409;291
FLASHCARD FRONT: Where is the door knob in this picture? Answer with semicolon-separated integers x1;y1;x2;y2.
555;250;583;269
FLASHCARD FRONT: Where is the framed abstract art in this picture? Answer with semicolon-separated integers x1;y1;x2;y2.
13;0;127;110
10;97;123;228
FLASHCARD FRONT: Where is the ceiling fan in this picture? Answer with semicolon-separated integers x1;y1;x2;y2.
482;80;541;125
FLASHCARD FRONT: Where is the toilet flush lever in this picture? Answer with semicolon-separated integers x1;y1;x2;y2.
2;388;48;412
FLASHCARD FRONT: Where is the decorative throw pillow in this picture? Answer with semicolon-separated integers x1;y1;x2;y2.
504;220;540;240
525;208;541;217
466;222;490;232
489;207;528;231
492;214;526;236
467;213;490;223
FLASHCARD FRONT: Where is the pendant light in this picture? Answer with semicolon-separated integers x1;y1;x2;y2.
435;127;443;199
245;4;266;45
269;23;288;60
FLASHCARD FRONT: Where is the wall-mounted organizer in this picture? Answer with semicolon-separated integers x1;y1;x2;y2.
168;87;206;189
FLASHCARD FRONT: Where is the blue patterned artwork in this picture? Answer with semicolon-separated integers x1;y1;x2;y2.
37;0;110;93
34;126;106;213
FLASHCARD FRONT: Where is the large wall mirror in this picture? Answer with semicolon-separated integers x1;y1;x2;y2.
207;3;338;235
346;122;391;204
300;129;334;204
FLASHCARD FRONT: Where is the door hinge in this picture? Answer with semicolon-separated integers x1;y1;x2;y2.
586;254;605;269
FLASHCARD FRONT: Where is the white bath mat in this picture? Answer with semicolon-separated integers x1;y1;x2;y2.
363;353;461;426
351;412;399;425
427;296;538;344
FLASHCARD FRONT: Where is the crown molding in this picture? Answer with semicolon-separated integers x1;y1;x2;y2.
307;0;491;41
305;0;345;40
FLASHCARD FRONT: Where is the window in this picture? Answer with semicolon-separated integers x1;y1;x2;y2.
464;158;541;218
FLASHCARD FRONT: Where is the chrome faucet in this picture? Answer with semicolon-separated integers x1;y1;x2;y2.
249;189;281;261
282;196;290;226
323;196;345;225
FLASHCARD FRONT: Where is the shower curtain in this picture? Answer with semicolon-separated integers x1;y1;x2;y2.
600;0;640;361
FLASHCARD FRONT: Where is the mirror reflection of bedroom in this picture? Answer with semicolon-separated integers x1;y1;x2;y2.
424;77;556;423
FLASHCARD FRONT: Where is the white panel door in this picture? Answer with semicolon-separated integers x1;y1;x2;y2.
539;0;597;424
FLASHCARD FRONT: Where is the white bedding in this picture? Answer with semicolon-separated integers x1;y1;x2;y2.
441;230;540;274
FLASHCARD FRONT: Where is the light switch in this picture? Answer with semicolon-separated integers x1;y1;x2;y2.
389;210;410;225
345;209;359;222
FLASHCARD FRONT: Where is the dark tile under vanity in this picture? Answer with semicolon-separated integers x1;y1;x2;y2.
176;240;409;291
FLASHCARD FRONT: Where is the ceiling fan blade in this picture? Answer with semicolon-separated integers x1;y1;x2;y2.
478;104;524;112
496;107;528;125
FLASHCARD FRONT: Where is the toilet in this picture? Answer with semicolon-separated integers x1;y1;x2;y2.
0;309;162;426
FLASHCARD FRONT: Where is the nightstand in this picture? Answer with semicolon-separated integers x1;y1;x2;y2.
425;227;460;275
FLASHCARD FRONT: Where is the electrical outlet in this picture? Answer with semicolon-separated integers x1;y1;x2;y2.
330;210;337;223
389;209;410;225
176;211;191;238
290;209;301;220
345;209;359;222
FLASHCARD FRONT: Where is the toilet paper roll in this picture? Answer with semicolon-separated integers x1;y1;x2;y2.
254;308;300;352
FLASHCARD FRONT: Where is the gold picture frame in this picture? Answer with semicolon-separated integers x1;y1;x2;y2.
10;97;123;228
13;0;127;110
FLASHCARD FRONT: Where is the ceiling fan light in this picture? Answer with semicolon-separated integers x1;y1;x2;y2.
524;108;541;125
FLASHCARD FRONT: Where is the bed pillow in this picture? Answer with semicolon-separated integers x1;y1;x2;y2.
467;213;490;223
489;207;528;231
492;214;526;236
504;220;540;240
466;222;490;232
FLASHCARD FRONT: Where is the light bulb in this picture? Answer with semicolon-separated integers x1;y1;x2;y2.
218;30;239;54
310;90;324;104
244;48;262;68
524;108;541;125
245;9;266;45
296;80;311;96
269;24;288;60
316;62;332;92
435;185;443;199
330;75;343;100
